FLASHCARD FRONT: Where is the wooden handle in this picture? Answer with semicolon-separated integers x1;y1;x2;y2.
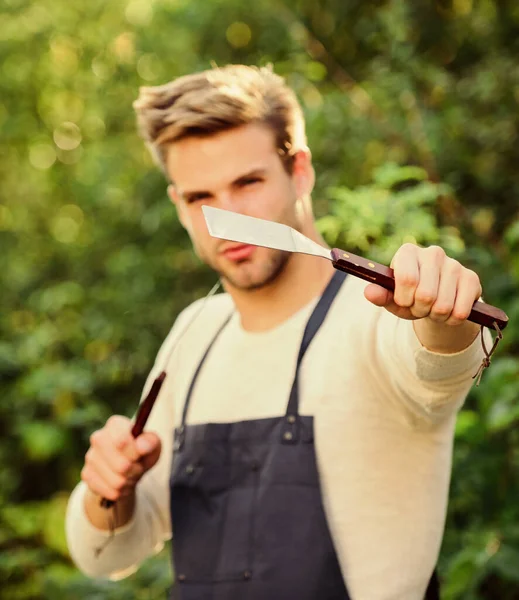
100;371;166;509
331;248;509;331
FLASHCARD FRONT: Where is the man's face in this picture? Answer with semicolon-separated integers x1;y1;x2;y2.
166;123;311;291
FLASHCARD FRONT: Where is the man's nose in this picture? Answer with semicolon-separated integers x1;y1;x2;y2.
216;191;242;214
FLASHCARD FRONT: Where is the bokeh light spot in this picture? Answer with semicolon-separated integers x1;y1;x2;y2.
51;204;84;244
125;0;153;26
453;0;473;16
50;36;79;76
137;54;161;81
29;143;56;170
112;32;135;63
54;122;82;151
226;22;252;48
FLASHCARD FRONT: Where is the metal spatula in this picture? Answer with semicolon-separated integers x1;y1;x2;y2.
202;205;508;331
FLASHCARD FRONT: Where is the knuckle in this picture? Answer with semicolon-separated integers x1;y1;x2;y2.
427;245;446;261
397;273;419;289
89;430;102;447
465;268;480;284
452;309;470;322
106;415;120;426
446;258;461;274
106;415;128;430
392;243;416;266
113;475;127;491
414;290;436;306
431;303;451;317
114;435;130;452
410;307;429;319
427;312;446;323
116;458;133;476
107;489;120;501
393;294;412;308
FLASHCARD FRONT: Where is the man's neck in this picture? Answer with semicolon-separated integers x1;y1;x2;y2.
223;227;335;332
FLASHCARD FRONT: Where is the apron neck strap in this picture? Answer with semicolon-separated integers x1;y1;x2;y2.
285;270;347;420
181;311;233;427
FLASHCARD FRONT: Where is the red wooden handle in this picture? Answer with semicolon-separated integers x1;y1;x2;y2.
331;248;508;331
100;371;166;509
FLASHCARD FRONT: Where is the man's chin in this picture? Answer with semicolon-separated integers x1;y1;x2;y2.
220;256;290;291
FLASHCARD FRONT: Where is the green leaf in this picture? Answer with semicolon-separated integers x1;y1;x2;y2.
455;410;480;439
17;422;69;462
372;162;428;188
1;503;46;539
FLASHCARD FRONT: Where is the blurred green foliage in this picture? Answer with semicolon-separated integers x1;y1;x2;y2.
0;0;518;598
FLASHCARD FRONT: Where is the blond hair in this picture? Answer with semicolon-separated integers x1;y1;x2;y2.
133;64;307;177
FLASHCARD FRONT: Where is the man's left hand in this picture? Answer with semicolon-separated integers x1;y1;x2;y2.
364;243;482;329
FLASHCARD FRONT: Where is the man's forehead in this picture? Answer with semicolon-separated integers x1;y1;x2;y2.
165;124;279;190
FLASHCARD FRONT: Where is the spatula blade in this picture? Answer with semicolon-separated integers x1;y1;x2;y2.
202;206;331;260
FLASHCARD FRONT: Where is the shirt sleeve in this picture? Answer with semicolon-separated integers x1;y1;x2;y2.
373;307;492;425
65;300;203;578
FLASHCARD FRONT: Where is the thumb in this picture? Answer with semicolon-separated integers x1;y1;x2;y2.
364;283;393;307
135;432;162;471
364;283;417;321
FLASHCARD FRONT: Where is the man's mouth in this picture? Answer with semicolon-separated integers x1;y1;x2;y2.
221;244;255;262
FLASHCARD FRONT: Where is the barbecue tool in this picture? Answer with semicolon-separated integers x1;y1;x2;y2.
202;205;508;331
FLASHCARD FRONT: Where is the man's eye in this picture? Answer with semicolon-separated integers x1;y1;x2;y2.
241;178;262;186
187;194;210;203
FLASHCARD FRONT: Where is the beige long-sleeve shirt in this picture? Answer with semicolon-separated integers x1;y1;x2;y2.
66;275;488;599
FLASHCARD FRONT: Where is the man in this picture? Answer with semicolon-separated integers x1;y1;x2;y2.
66;65;489;600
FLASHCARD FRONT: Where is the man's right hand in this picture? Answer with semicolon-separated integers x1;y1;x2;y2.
80;415;161;529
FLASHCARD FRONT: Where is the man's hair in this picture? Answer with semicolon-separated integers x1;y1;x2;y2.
133;64;307;178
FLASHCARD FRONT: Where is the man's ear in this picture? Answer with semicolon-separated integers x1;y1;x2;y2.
168;184;187;229
292;149;315;200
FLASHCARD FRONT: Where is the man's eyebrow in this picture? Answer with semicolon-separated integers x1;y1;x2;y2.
232;168;267;183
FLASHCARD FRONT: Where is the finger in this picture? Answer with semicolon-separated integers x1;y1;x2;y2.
105;416;141;462
428;258;461;323
445;268;482;326
89;429;139;477
85;446;138;496
411;246;443;319
363;283;393;307
136;432;162;472
364;284;418;321
135;432;160;456
391;243;420;308
81;464;122;502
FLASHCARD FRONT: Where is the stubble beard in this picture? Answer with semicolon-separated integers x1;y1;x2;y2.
208;248;291;291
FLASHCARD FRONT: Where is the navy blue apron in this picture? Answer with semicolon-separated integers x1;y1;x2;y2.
168;271;440;600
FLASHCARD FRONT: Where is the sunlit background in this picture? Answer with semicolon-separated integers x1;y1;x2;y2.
1;0;518;598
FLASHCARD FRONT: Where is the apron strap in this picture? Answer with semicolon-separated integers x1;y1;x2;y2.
180;312;233;428
282;270;347;443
